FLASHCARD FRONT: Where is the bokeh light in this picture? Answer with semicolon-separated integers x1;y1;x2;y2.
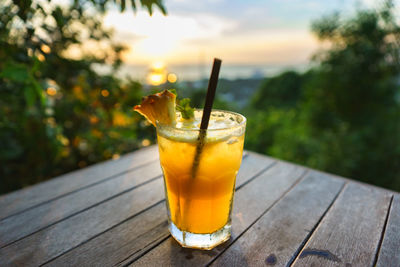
141;139;151;147
46;87;57;96
167;73;177;83
101;89;110;97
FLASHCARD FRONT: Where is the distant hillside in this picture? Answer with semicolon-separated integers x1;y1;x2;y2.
179;77;265;109
217;78;264;108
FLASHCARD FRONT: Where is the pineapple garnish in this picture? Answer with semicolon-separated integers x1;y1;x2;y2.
134;89;195;127
134;89;177;126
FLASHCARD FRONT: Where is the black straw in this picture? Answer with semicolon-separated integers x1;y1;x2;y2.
182;58;222;229
191;58;222;179
200;58;222;130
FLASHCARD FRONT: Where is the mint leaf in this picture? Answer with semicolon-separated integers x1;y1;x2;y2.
176;98;194;119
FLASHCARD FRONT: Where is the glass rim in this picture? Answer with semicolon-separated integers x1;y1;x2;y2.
156;109;246;132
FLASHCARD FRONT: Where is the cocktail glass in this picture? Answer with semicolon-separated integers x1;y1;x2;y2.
156;109;246;249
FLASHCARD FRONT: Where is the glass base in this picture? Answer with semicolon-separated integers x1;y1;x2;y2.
169;221;231;250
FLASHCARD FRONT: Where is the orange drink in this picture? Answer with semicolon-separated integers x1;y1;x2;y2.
156;110;246;249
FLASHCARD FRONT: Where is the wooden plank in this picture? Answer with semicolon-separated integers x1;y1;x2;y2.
43;153;275;266
0;178;165;266
312;169;396;196
127;162;306;267
235;151;275;188
0;145;159;220
292;182;392;267
0;151;254;248
0;152;264;266
45;202;169;267
376;194;400;267
0;161;163;247
210;171;344;266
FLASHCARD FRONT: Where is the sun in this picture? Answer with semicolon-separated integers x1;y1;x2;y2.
147;61;167;85
105;11;216;63
118;12;185;58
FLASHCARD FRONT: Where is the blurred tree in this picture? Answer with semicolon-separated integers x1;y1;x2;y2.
252;71;304;110
189;89;232;111
301;1;400;189
246;1;400;191
0;0;165;193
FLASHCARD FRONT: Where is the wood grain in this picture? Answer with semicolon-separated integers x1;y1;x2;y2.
210;171;344;267
2;145;397;267
292;182;392;267
376;194;400;267
43;153;274;266
128;162;306;267
0;145;159;220
45;202;169;267
235;151;275;188
0;161;163;247
0;178;165;266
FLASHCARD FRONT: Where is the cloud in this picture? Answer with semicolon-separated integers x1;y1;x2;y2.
104;10;237;62
184;28;318;64
104;10;236;40
105;0;396;66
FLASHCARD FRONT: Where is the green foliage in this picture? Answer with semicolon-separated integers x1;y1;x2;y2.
188;89;232;111
169;88;195;119
246;1;400;191
176;98;195;119
0;0;165;193
2;0;400;195
251;70;307;109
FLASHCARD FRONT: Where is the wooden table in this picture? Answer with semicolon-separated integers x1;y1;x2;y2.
0;146;399;267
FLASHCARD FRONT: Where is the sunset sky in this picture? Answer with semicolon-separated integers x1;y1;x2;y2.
103;0;384;68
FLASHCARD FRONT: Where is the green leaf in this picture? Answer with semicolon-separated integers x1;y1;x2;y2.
24;86;36;107
140;0;153;15
131;0;137;10
0;62;29;82
31;77;46;106
31;56;42;73
176;98;194;120
139;0;166;15
155;0;167;15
